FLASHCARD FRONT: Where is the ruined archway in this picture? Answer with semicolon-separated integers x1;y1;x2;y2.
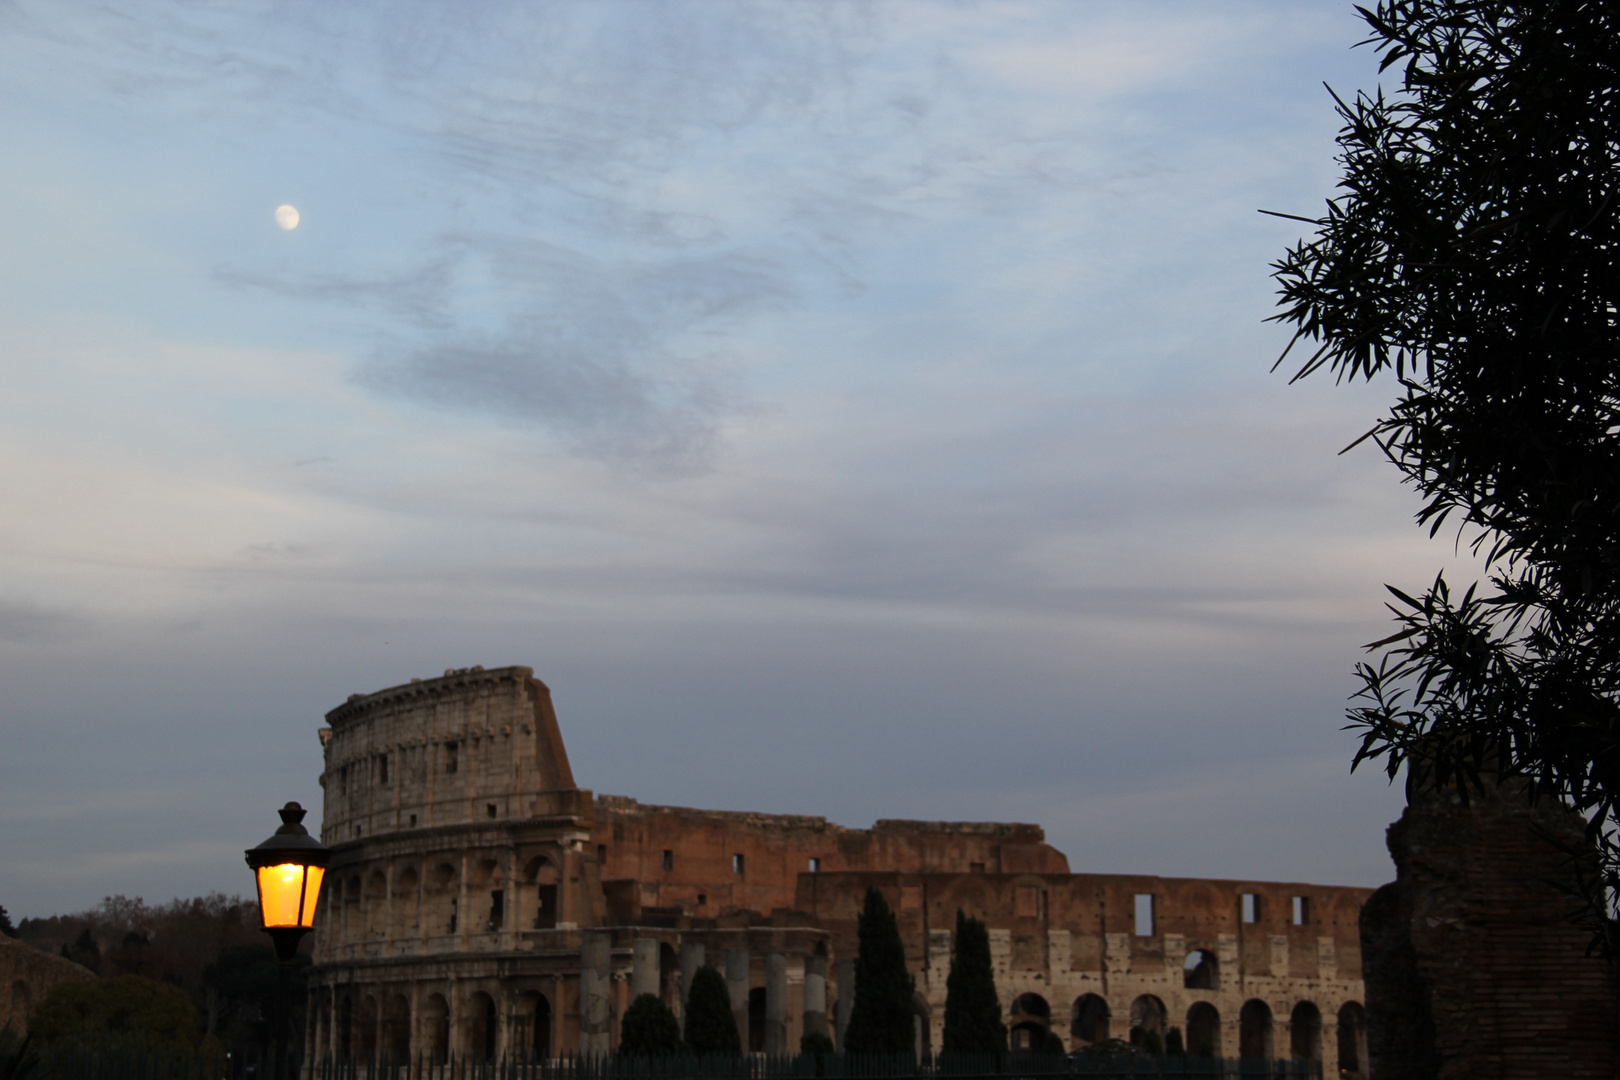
466;990;497;1062
1183;949;1218;990
1240;999;1273;1060
383;994;410;1063
1010;992;1051;1052
1129;995;1166;1051
1290;1001;1322;1061
1070;994;1109;1045
422;993;450;1065
1186;1002;1220;1058
1337;1001;1366;1076
524;855;559;930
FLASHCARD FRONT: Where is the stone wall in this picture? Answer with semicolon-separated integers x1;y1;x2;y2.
1361;779;1620;1079
0;935;95;1036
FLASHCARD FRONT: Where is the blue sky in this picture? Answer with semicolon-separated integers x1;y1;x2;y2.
0;1;1482;917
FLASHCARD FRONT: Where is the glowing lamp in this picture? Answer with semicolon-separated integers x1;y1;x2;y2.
245;801;331;961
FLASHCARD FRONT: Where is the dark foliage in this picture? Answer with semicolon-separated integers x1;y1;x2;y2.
0;1027;37;1080
941;911;1005;1055
1270;0;1620;933
619;994;682;1056
28;975;199;1052
1165;1027;1185;1056
59;929;100;974
842;889;915;1054
682;966;740;1056
800;1031;834;1055
0;908;15;939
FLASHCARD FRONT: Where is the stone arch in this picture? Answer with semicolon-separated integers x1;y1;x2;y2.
422;993;450;1065
1290;1001;1322;1061
366;870;388;939
393;865;420;934
465;990;497;1062
1337;1001;1366;1076
1009;991;1050;1052
517;990;552;1060
524;854;559;930
383;993;410;1063
1183;948;1219;990
1186;1002;1220;1058
1129;995;1166;1049
1240;999;1274;1060
1070;994;1109;1045
428;863;458;935
357;994;378;1060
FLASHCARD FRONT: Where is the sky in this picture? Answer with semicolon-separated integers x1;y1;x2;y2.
0;1;1485;919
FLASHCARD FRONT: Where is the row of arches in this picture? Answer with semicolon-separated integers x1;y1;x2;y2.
1004;991;1365;1067
323;854;562;945
319;988;555;1065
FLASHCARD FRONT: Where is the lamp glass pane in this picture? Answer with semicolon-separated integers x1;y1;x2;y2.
300;865;326;928
259;863;315;928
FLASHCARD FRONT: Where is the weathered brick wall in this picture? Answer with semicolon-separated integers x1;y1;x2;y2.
1363;780;1620;1079
0;935;95;1036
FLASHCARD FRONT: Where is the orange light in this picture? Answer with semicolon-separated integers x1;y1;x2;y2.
256;862;326;929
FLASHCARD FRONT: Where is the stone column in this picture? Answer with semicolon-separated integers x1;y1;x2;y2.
725;947;750;1050
680;942;706;1012
835;958;855;1049
632;938;660;1000
456;852;471;948
580;931;613;1056
802;954;828;1040
765;953;788;1053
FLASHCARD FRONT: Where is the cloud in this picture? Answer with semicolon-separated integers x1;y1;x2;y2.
0;601;86;642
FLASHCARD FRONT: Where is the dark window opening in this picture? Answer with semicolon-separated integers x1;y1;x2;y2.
445;742;458;774
696;894;707;906
487;889;504;932
748;987;767;1052
1241;894;1261;923
597;844;607;865
353;825;362;838
809;857;820;873
409;813;417;828
487;803;497;819
662;849;674;871
1184;950;1219;990
1133;894;1155;936
1291;896;1309;925
969;862;985;873
732;853;745;874
379;754;389;785
448;896;458;934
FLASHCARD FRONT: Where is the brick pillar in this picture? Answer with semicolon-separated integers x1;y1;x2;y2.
1363;776;1620;1080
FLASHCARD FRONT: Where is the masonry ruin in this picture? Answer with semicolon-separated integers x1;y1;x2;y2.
307;666;1373;1073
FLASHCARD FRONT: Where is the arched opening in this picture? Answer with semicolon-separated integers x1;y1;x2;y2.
1290;1001;1322;1061
466;990;497;1062
1337;1001;1366;1076
344;876;362;942
748;987;768;1052
422;993;449;1065
1129;995;1166;1052
524;855;558;930
337;994;354;1059
357;995;378;1060
1010;992;1050;1053
1185;1002;1220;1058
393;866;420;934
1183;949;1219;990
531;992;553;1060
1240;999;1274;1060
1070;994;1109;1045
429;863;458;935
383;994;410;1063
366;870;388;937
471;859;504;932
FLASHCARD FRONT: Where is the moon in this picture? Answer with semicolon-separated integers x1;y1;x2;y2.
274;204;300;230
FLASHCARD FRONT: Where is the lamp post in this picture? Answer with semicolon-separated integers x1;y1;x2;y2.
246;802;330;1078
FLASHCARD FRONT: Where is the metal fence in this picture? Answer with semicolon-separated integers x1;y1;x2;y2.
12;1050;1322;1080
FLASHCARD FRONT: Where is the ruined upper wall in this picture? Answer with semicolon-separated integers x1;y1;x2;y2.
592;795;1069;919
319;666;577;844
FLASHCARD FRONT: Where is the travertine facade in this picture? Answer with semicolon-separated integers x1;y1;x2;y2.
308;666;1372;1074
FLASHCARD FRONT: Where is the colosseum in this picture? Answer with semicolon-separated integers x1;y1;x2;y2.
307;666;1372;1074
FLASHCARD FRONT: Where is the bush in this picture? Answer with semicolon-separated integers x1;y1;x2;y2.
1165;1027;1185;1056
683;965;740;1055
619;993;682;1057
27;975;198;1052
800;1031;834;1055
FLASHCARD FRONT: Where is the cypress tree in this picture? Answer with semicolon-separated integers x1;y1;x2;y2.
941;911;1005;1055
842;888;916;1054
619;993;682;1056
682;965;741;1056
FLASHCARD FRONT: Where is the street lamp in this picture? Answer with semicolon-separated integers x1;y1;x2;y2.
245;801;330;962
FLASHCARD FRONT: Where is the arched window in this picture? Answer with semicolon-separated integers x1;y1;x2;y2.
466;990;497;1062
1183;949;1219;990
1070;994;1109;1045
422;993;450;1065
516;991;552;1060
1337;1001;1367;1076
1009;1022;1046;1053
1012;992;1051;1019
1010;992;1051;1053
1290;1001;1322;1061
1240;999;1274;1060
357;996;378;1061
1129;995;1166;1050
383;994;410;1063
1186;1002;1220;1058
